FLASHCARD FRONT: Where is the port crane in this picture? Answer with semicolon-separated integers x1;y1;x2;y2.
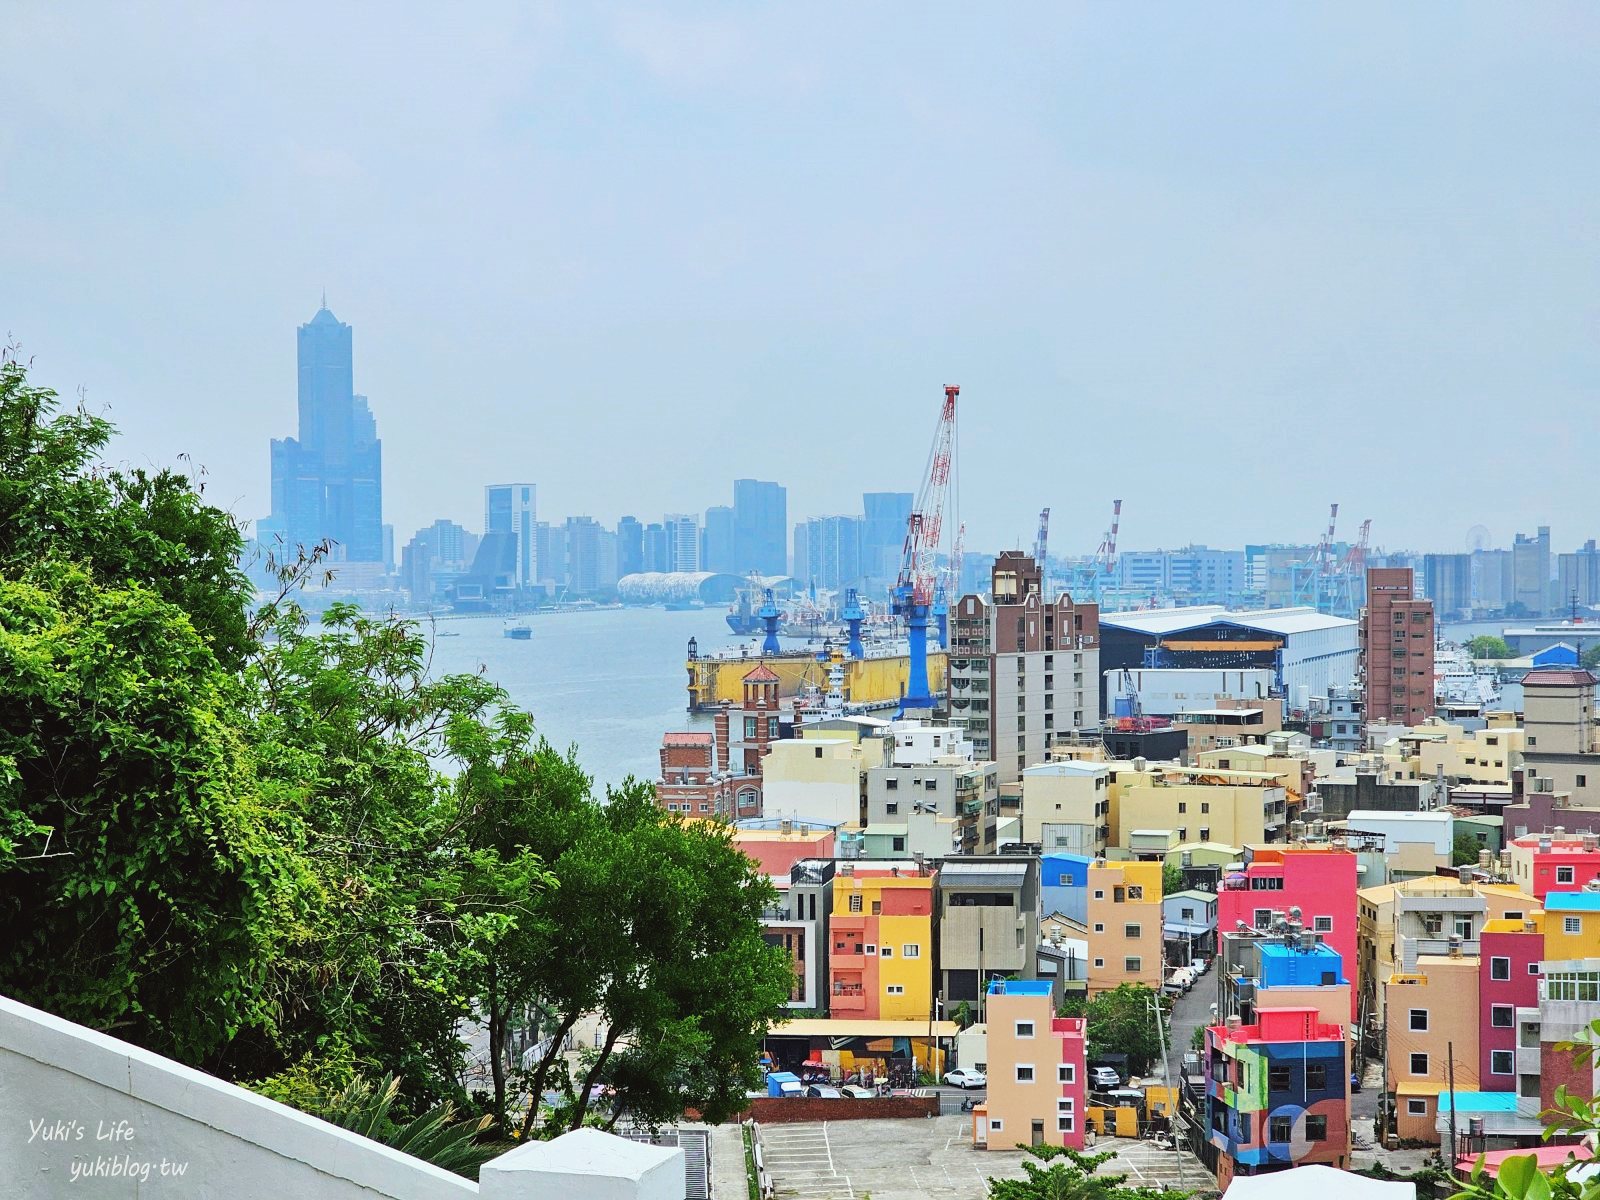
894;385;958;713
1034;508;1050;599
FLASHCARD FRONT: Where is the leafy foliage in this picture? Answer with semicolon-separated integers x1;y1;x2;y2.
1582;643;1600;671
319;1074;494;1178
987;1145;1197;1200
1454;832;1487;866
1084;984;1167;1075
1466;635;1512;661
1161;862;1184;895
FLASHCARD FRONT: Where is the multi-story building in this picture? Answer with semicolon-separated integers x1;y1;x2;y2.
616;516;644;578
701;505;736;574
641;522;670;572
936;857;1041;1007
827;862;936;1021
1203;1006;1350;1186
1423;553;1474;620
1019;761;1111;856
1360;567;1435;727
1543;893;1600;959
761;723;886;827
485;483;537;589
733;479;788;577
1559;540;1600;611
1040;853;1091;923
796;515;864;592
1473;549;1515;612
864;722;998;858
1505;831;1600;901
1513;527;1552;616
1217;847;1359;1019
1174;698;1285;759
861;492;913;588
1386;950;1480;1140
977;981;1087;1151
760;858;836;1011
398;518;478;604
946;552;1101;784
663;513;700;572
1112;764;1287;850
1344;811;1454;882
1479;914;1543;1090
563;516;616;597
264;304;385;565
1086;860;1163;996
1519;668;1600;808
656;666;787;818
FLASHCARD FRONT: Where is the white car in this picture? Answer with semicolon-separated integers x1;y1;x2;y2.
1090;1066;1121;1089
804;1085;842;1099
944;1068;987;1089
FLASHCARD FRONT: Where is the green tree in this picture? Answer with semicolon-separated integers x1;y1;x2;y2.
1084;984;1167;1075
987;1145;1196;1200
1162;862;1184;895
1454;831;1486;866
1467;635;1512;660
1582;644;1600;671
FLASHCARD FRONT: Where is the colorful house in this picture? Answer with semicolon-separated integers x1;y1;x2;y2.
1203;1006;1349;1187
1086;859;1163;995
1041;853;1091;924
1386;953;1480;1141
1479;915;1544;1089
977;980;1088;1151
827;863;935;1021
1217;847;1359;1018
1505;833;1600;902
1544;893;1600;960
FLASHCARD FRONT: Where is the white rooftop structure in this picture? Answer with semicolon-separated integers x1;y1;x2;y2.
1345;809;1454;855
1022;759;1112;778
480;1128;685;1200
1224;1164;1414;1200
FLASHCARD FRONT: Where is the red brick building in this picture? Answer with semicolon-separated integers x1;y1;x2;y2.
655;664;789;819
1360;566;1434;726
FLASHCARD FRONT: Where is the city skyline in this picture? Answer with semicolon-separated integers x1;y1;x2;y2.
4;6;1597;552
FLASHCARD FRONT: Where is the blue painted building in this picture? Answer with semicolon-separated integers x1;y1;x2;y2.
1041;853;1091;923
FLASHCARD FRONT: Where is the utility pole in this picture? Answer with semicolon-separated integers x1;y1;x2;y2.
1149;994;1187;1187
1447;1041;1459;1180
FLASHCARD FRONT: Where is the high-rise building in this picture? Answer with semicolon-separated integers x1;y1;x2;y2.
616;516;644;578
1360;566;1434;726
862;491;913;586
533;521;565;590
791;522;809;583
1422;553;1472;620
799;516;864;591
1513;526;1552;615
398;518;477;604
484;484;537;590
1559;540;1600;611
266;304;383;562
564;517;608;596
642;523;670;572
1472;548;1514;611
664;514;700;572
732;479;787;576
946;551;1101;783
702;505;736;574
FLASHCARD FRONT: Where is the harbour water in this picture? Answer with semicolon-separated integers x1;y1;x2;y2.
423;608;764;787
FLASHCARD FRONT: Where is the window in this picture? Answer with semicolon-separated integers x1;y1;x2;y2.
925;779;938;791
814;747;823;759
886;984;904;995
881;947;893;957
1455;914;1474;939
1058;1064;1076;1084
886;778;898;790
1306;1064;1326;1089
1558;866;1576;884
1567;917;1583;935
1057;1097;1075;1112
1181;907;1195;920
903;944;920;958
1015;1021;1035;1039
1409;1009;1428;1032
1269;1065;1291;1090
1407;1098;1428;1116
1423;913;1444;936
1545;971;1600;1002
1580;775;1590;788
1254;909;1273;930
1057;1116;1075;1133
1492;1005;1514;1028
990;1119;1004;1131
1314;916;1333;933
1127;885;1144;900
1491;957;1511;981
1528;736;1537;746
1124;924;1141;939
1124;957;1142;973
886;802;899;815
1488;1049;1515;1075
1410;1053;1429;1075
1016;1065;1035;1083
865;944;876;954
1269;1116;1292;1143
1093;890;1105;900
1530;963;1542;975
1093;958;1104;968
1178;803;1187;814
1093;923;1105;933
849;893;862;913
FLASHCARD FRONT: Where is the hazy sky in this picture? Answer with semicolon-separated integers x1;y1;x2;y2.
4;4;1596;558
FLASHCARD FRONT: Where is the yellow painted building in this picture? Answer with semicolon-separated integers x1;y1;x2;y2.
1544;895;1600;960
1086;859;1163;996
1385;954;1481;1140
687;650;948;712
1020;760;1111;854
827;867;936;1022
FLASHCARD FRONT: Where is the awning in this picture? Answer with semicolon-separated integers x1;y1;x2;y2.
1164;921;1213;938
769;1018;961;1039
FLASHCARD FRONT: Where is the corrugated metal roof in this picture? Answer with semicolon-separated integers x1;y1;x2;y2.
938;861;1030;887
1100;605;1355;638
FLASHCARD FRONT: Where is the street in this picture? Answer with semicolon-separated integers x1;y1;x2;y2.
1163;971;1216;1081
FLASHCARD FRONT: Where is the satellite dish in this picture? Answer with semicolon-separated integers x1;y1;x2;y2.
1466;525;1491;553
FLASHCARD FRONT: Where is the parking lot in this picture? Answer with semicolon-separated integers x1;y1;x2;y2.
758;1114;1209;1200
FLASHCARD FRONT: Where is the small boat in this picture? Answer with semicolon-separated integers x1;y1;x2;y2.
503;620;532;641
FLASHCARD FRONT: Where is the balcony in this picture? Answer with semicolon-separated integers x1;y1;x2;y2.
1517;1044;1541;1077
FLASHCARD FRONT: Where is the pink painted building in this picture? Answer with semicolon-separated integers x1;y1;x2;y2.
1478;916;1544;1090
977;980;1087;1151
1506;833;1600;902
1218;847;1360;1018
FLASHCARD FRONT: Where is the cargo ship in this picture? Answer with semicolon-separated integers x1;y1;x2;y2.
685;637;948;713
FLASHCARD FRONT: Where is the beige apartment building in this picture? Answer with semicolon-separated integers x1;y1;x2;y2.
1109;763;1286;850
762;728;885;827
1019;760;1111;856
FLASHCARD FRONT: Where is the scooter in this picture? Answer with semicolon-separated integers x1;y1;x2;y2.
960;1095;980;1112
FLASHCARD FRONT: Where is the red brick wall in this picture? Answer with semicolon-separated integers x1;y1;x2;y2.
741;1095;940;1123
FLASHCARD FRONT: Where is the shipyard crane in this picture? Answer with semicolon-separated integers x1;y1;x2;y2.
1092;499;1122;604
894;385;958;713
840;587;866;659
1327;518;1372;618
1291;502;1340;610
932;520;967;649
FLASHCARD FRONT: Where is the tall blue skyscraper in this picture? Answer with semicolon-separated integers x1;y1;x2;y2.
862;491;913;586
732;479;787;576
266;304;384;562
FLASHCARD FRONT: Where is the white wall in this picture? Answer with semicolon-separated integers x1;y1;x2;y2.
0;995;682;1200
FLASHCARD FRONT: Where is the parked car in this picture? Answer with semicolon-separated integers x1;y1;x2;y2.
805;1085;842;1099
943;1068;987;1089
1090;1066;1121;1089
840;1085;877;1099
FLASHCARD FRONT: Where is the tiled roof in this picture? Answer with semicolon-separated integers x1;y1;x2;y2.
743;664;781;682
662;732;713;747
1522;668;1598;686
